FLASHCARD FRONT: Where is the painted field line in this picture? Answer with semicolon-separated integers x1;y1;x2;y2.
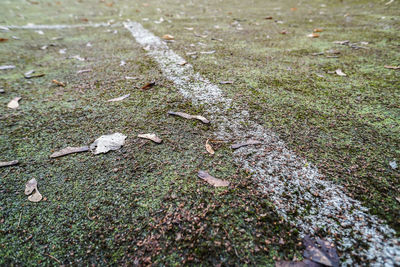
123;21;400;266
1;22;120;30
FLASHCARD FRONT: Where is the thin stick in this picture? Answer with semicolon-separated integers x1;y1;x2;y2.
46;254;61;263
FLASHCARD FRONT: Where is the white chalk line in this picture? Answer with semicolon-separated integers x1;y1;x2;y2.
123;21;400;266
1;22;120;30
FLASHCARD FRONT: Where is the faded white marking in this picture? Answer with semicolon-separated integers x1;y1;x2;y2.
124;21;400;266
3;22;119;30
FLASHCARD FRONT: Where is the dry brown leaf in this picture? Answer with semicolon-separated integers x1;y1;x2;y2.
308;33;320;38
0;38;8;42
198;171;229;187
25;178;38;195
219;81;234;84
90;133;127;155
77;69;92;74
264;16;273;20
105;2;113;7
384;65;400;70
52;79;65;87
50;146;89;158
24;70;45;79
162;34;174;40
7;97;21;109
0;160;19;168
141;81;155;90
280;30;288;35
335;69;347;76
168;111;210;124
313;28;323;32
107;94;130;102
290;7;297;11
205;139;215;155
138;133;163;144
231;140;262;149
28;190;42;202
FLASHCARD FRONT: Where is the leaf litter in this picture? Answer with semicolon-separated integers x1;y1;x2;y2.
7;97;21;109
276;235;339;267
141;81;155;90
384;65;400;70
90;133;127;155
52;79;66;87
162;34;174;40
168;111;210;124
308;33;320;38
50;146;89;158
0;65;16;70
107;94;130;102
138;133;163;144
335;69;347;76
24;70;45;79
25;178;43;203
0;160;19;168
197;171;229;187
205;139;215;155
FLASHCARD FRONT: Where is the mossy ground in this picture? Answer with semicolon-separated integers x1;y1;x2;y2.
0;0;399;265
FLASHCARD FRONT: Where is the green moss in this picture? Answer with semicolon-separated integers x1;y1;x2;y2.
1;0;399;265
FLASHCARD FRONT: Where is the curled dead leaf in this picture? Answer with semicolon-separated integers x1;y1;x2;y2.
264;16;273;20
28;190;42;202
162;34;174;40
0;65;15;70
280;30;288;35
308;33;320;38
50;146;89;158
77;69;92;74
198;171;229;187
52;79;65;87
0;38;8;42
384;65;400;70
141;82;155;90
7;97;21;109
205;139;215;155
107;94;130;102
303;235;339;267
335;69;347;76
90;133;127;155
25;178;38;195
138;133;163;144
313;28;323;32
0;160;19;168
168;111;210;124
24;70;45;79
219;81;234;84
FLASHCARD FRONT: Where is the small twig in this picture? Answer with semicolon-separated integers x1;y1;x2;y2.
46;254;61;263
17;212;22;228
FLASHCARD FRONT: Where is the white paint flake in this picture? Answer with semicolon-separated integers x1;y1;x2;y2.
124;21;400;266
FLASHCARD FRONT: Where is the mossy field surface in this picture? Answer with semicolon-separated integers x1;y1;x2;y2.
0;0;399;265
